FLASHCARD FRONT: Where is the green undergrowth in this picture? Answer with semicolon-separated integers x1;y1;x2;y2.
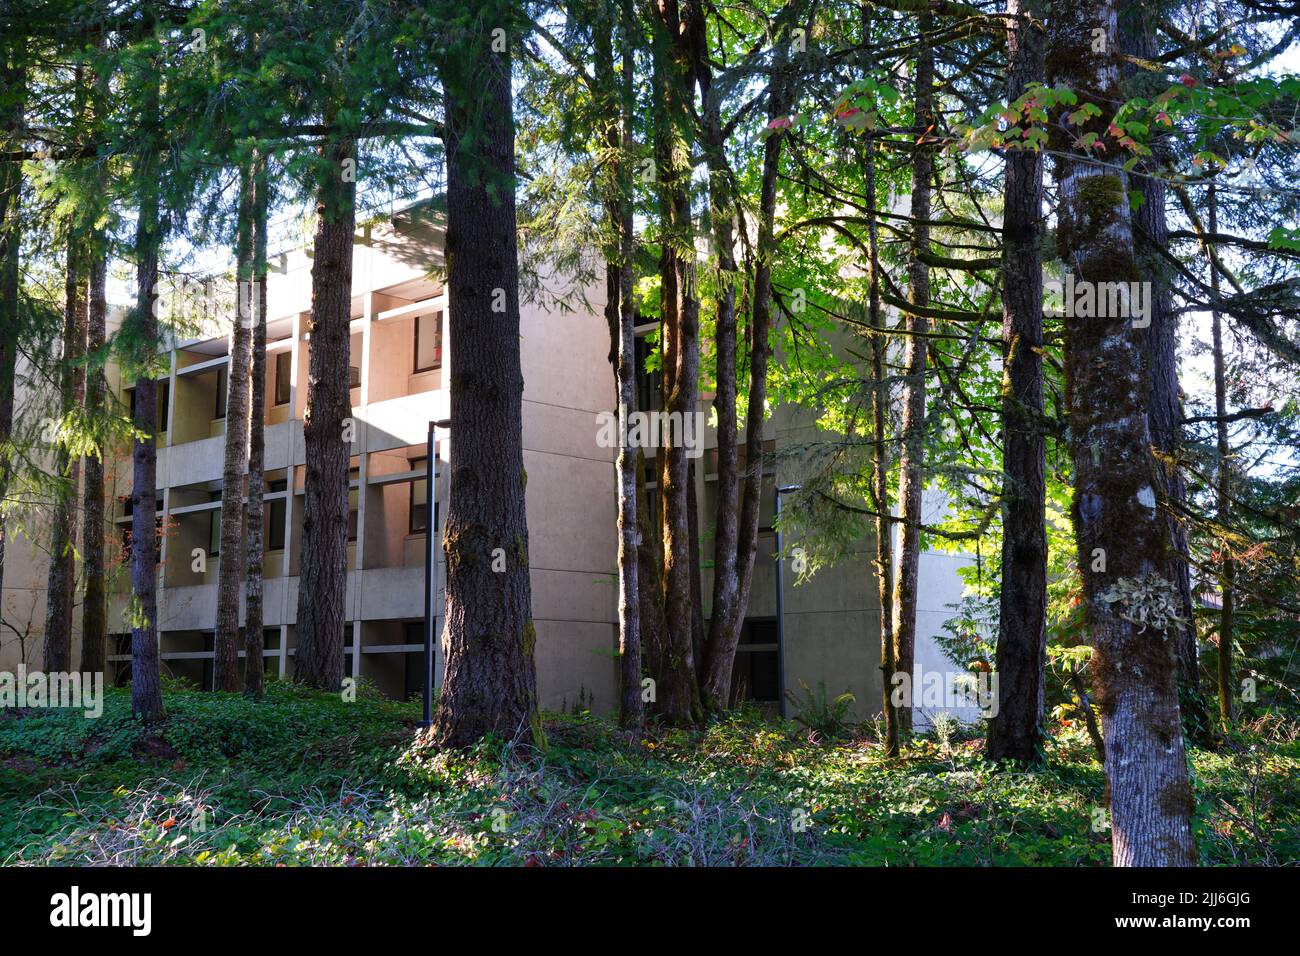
1;683;1295;866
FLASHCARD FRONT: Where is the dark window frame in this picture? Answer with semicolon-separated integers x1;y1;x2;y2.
413;310;442;373
273;350;291;406
126;379;170;432
214;366;228;420
207;491;223;559
409;457;428;534
267;479;288;551
347;467;359;542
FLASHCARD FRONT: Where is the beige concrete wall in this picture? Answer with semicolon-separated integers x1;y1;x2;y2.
1;203;966;722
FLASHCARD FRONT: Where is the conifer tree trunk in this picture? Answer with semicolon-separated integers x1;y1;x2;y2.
696;27;743;713
0;57;24;615
79;41;111;678
244;157;268;699
1120;6;1208;743
294;137;355;691
708;32;796;709
213;163;255;691
1048;0;1197;865
892;19;935;733
80;240;108;675
866;139;899;757
43;238;86;673
596;8;643;729
648;0;702;724
988;0;1048;764
127;36;165;720
1208;185;1234;729
637;448;670;702
432;14;540;748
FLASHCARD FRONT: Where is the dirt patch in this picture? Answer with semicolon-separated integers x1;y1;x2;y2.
132;734;179;763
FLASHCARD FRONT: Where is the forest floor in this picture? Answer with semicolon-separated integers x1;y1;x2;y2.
1;681;1295;866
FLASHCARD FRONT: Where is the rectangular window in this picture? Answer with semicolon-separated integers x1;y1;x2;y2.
733;619;780;705
414;310;442;372
121;516;164;566
349;364;361;389
127;380;170;432
274;351;291;406
208;491;223;558
214;367;228;420
268;479;287;551
409;457;428;533
634;334;661;414
403;622;435;701
348;467;359;542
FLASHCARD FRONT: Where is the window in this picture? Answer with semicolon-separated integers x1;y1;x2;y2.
634;334;661;414
268;479;287;551
348;467;359;541
274;351;291;406
404;622;432;701
409;457;428;533
127;380;170;432
110;634;132;686
122;495;164;518
120;516;163;566
414;310;442;372
207;491;223;559
349;364;361;389
214;367;228;420
732;619;779;705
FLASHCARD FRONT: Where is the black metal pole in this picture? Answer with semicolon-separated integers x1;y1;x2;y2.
422;420;435;729
773;484;801;719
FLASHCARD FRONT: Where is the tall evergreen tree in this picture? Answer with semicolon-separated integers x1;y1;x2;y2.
1048;0;1197;865
892;15;935;733
293;135;356;691
213;162;256;691
432;0;540;748
244;155;269;699
988;0;1049;765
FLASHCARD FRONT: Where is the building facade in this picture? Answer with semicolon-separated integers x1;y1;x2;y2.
0;205;972;720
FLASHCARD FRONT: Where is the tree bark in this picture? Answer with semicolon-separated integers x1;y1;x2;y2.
1208;185;1234;730
1120;5;1209;744
293;137;355;691
695;27;743;712
1048;0;1197;865
596;7;643;729
80;239;108;676
708;30;797;710
866;139;899;757
637;450;670;708
892;19;935;734
43;237;86;673
988;0;1048;765
127;38;165;721
648;0;702;724
433;19;540;748
213;163;256;692
0;57;24;619
244;155;268;699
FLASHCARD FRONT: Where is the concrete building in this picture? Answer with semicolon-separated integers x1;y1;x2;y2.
0;202;973;720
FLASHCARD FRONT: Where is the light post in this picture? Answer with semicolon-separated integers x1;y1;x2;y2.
422;418;450;730
773;483;801;719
